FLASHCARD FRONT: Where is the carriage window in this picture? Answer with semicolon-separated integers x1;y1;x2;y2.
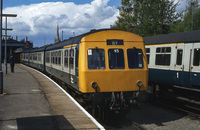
46;52;50;63
156;47;171;53
176;49;183;65
33;53;37;61
64;50;68;67
108;49;124;69
55;51;58;64
23;54;25;60
58;51;61;65
156;48;161;53
51;52;53;63
22;54;24;59
51;52;54;64
30;54;32;60
146;48;150;64
52;52;54;64
127;49;143;69
88;49;105;69
38;53;41;62
61;51;63;65
53;52;56;64
156;47;171;66
193;48;200;66
69;49;74;69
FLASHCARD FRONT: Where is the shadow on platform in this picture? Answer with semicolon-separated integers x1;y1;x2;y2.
17;115;75;130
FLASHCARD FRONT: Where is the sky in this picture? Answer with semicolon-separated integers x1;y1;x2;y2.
3;0;188;47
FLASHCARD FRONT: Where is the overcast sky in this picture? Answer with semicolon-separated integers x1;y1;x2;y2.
3;0;188;47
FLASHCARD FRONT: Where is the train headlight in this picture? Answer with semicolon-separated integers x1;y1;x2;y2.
137;81;143;87
92;82;98;91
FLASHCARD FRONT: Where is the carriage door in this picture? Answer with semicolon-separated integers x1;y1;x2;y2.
174;44;185;86
190;43;200;87
64;49;70;83
69;47;76;87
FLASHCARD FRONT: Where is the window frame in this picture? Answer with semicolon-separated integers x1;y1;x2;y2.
108;48;125;69
155;47;171;66
87;48;105;70
176;49;183;65
127;48;144;69
146;48;150;64
193;48;200;66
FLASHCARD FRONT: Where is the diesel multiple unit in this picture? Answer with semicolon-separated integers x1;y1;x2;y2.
22;29;148;112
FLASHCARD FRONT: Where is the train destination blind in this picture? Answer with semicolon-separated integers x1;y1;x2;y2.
107;40;124;45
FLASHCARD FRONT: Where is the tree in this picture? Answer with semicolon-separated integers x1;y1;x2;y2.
170;1;200;33
112;0;182;36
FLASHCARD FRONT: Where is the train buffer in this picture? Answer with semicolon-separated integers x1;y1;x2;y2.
0;64;104;130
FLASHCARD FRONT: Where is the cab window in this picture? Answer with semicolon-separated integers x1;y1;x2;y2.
108;49;124;69
127;49;143;69
88;49;105;69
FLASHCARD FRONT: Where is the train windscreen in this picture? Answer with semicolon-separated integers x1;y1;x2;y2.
127;49;144;69
88;49;105;69
108;49;125;69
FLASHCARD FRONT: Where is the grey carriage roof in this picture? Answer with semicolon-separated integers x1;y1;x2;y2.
144;30;200;45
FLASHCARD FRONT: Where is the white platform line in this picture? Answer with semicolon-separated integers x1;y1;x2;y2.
21;64;105;130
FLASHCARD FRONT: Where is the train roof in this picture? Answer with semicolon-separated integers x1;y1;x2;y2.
45;29;129;51
29;44;51;53
144;30;200;45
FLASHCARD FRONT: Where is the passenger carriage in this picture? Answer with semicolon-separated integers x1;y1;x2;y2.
144;30;200;92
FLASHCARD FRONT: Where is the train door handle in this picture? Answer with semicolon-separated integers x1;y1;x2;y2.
176;72;179;79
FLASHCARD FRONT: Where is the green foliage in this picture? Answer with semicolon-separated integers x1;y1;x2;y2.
113;0;182;36
170;3;200;33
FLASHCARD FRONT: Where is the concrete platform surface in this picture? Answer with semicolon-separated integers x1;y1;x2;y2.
0;64;104;130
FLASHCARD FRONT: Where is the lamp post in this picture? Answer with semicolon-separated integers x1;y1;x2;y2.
2;14;17;74
3;28;13;74
62;30;63;41
0;0;3;94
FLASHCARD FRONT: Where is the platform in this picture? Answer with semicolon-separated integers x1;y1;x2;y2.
0;64;104;130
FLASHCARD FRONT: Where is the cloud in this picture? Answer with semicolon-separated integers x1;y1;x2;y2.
4;0;118;47
174;0;187;13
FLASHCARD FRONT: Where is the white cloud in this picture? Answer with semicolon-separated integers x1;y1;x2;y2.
4;0;119;47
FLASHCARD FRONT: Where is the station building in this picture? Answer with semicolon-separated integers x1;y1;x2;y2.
1;36;33;63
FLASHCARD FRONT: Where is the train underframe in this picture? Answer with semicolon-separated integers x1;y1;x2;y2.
64;83;147;120
24;63;148;121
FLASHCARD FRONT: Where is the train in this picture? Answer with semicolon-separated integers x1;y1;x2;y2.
144;30;200;95
21;29;148;114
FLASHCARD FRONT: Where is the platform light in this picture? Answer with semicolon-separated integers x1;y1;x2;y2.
3;14;17;74
0;0;3;94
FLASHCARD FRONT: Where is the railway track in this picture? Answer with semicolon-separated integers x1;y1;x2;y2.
155;89;200;119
